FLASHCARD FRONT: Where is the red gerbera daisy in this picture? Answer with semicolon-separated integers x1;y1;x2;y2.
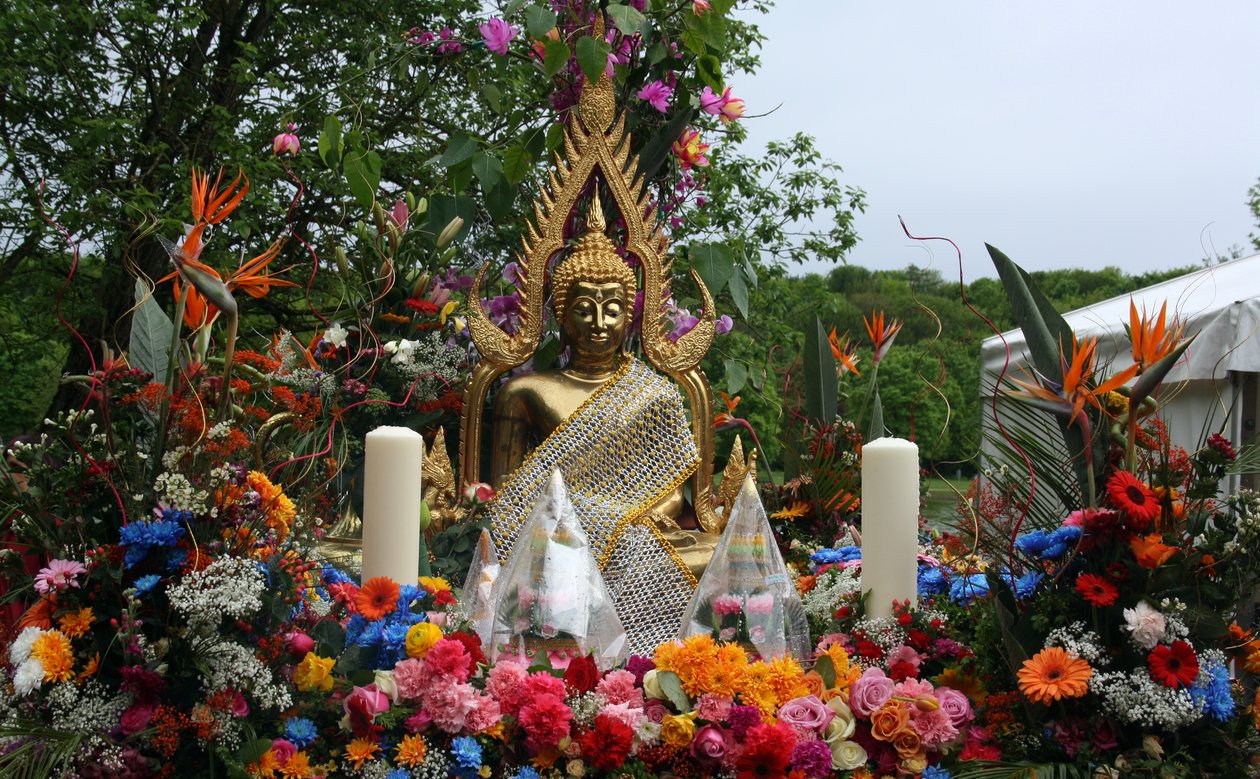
1106;470;1160;527
1074;573;1119;607
1148;639;1199;688
356;576;401;621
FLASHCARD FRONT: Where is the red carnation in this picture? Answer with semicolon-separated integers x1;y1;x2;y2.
1148;640;1199;688
736;721;797;779
447;630;486;668
579;713;634;772
564;653;601;695
1074;573;1119;607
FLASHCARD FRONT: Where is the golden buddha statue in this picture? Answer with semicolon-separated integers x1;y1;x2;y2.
459;43;728;653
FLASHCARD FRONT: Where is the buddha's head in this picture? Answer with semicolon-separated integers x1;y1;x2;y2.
551;196;637;359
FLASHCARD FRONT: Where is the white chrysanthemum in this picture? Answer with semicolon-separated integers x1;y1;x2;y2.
9;626;43;665
13;659;45;696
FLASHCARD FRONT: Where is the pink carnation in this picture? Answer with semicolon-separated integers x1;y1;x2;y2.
910;706;959;747
598;701;646;732
695;693;733;721
486;659;529;716
424;638;472;682
893;678;934;698
886;645;923;673
523;670;566;701
424;680;478;734
393;658;431;702
465;691;502;734
596;670;642;706
519;694;572;749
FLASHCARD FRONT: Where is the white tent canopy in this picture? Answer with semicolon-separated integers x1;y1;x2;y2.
979;251;1260;492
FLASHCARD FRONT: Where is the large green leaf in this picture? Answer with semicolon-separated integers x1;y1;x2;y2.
317;114;342;168
638;108;695;182
654;670;691;712
129;279;172;383
723;359;747;394
472;152;504;191
524;5;557;37
575;36;612;84
501;143;534;184
727;266;749;319
803;317;837;425
440;132;478;168
690;242;734;294
342;148;381;209
542;38;569;79
607;3;647;35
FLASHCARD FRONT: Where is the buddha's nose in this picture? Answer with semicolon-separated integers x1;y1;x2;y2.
593;308;606;330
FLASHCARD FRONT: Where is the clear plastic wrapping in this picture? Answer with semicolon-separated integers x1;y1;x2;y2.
679;474;812;659
459;528;501;651
489;469;628;669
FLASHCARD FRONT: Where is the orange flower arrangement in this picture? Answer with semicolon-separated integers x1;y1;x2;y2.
1017;646;1092;704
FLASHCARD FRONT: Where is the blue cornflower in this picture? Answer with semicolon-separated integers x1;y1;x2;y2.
119;518;186;568
398;584;423;606
811;545;862;566
512;766;541;779
385;770;409;779
451;735;483;777
284;717;318;748
921;766;953;779
1041;525;1083;560
1013;571;1044;600
1014;529;1050;557
354;619;384;649
949;573;989;604
321;563;354;585
133;574;162;596
917;565;948;596
1191;658;1236;721
344;614;369;645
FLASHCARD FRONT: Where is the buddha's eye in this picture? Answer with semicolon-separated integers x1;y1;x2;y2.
571;300;595;318
603;301;624;318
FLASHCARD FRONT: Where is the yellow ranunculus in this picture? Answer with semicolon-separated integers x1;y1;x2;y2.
293;653;335;692
406;622;444;658
660;712;697;750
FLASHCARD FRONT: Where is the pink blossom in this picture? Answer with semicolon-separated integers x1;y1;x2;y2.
424;679;479;734
690;723;731;765
636;80;672;113
270;739;297;764
285;631;315;659
343;684;390;720
699;86;745;124
389;198;409;230
715;314;733;335
272;131;300;156
523;670;567;701
695;693;732;721
34;559;86;594
436;28;462;55
886;645;924;674
479;18;516;56
777;695;834;734
119;701;155;735
404;709;432;733
394;658;431;702
893;677;934;698
424;638;472;682
598;701;646;731
712;594;743;616
486;659;529;716
745;593;775;615
933;687;974;730
465;691;502;733
518;694;572;748
643;698;669;723
693;0;712;12
909;706;958;746
230;689;250;717
596;670;642;706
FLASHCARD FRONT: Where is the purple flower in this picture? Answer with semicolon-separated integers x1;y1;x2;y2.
626;655;655;686
726;703;762;738
790;740;833;778
715;314;733;335
437;28;462;55
636;80;672;113
479;18;516;56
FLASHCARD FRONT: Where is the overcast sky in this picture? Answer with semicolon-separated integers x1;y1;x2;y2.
735;2;1260;281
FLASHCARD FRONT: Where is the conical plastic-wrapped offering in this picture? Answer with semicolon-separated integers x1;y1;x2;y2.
679;474;811;659
489;469;628;669
460;528;501;651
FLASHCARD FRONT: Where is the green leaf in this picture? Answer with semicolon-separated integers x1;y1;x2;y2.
728;266;749;319
743;258;759;288
481;82;503;114
543;38;570;79
696;54;723;90
655;670;691;712
803;317;838;425
525;5;557;37
342;148;382;209
472;153;504;190
637;108;694;182
575;36;611;83
425;194;476;244
129;279;172;384
317;114;342;168
814;653;836;687
867;385;884;440
485;178;517;221
501;143;534;184
607;3;647;35
440;132;478;168
690;243;734;294
724;359;748;395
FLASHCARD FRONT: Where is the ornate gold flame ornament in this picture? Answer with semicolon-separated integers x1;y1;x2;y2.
460;20;721;535
421;427;460;539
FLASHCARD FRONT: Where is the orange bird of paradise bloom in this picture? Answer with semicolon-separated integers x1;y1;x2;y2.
863;310;902;365
1008;334;1139;426
714;391;741;428
827;328;861;376
163;168;296;328
1128;299;1184;373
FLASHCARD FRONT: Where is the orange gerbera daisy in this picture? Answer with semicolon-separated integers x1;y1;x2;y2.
356;577;401;621
1106;470;1160;525
1017;647;1092;704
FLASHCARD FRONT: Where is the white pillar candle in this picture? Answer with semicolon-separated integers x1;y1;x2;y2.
860;437;919;619
361;426;424;585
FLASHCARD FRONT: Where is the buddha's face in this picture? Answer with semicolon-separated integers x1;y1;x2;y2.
563;280;629;358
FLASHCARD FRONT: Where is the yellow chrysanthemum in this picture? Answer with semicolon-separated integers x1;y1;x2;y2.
740;663;780;717
417;576;451;593
344;738;380;769
396;734;428;768
767;654;809;704
702;656;747;699
31;629;74;683
278;751;313;779
653;640;683;672
248;749;281;779
57;607;94;639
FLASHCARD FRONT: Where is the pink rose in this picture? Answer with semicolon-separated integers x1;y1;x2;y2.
270;739;297;764
849;668;895;717
119;701;155;735
286;631;315;659
777;695;834;734
934;687;974;730
689;724;731;766
231;689;250;717
644;699;669;724
343;684;391;719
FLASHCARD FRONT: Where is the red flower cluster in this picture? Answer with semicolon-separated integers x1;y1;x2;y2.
580;713;635;771
1074;573;1119;607
1148;640;1199;688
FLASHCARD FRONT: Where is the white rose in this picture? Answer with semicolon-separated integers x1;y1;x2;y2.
373;670;400;704
323;322;348;348
1123;600;1166;650
824;696;857;740
831;739;868;771
642;669;667;700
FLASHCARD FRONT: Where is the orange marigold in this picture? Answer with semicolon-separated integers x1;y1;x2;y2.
247;470;296;537
1017;647;1092;704
279;752;313;779
31;629;75;683
344;738;380;769
57;607;94;639
396;734;428;768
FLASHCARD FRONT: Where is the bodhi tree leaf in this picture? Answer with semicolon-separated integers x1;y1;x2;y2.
343;149;381;209
575;36;612;83
472;153;504;191
524;5;557;38
440;132;478;168
690;242;734;294
543;38;569;80
728;266;749;319
723;359;748;395
607;3;647;35
318;114;342;168
501;143;534;184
